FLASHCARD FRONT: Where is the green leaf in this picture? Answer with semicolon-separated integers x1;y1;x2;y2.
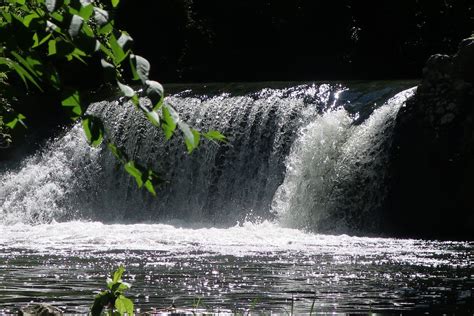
10;52;42;80
33;33;40;47
78;3;94;20
98;22;113;35
109;34;127;64
81;23;95;37
39;34;53;46
68;47;88;64
111;281;127;294
124;162;143;187
106;277;114;290
51;12;64;22
10;60;43;91
82;115;104;147
22;13;39;27
99;43;114;60
130;54;150;83
48;69;60;90
68;15;83;37
6;119;18;130
131;94;139;106
143;169;158;196
1;11;12;23
115;295;133;316
161;104;177;139
146;110;160;127
144;178;156;196
8;61;28;88
112;266;125;283
117;81;135;98
61;90;82;117
145;80;164;109
107;142;124;161
91;290;115;316
129;58;139;81
179;122;200;153
111;0;120;8
91;291;109;316
33;33;52;48
203;130;227;142
116;282;131;293
6;113;27;129
48;39;57;55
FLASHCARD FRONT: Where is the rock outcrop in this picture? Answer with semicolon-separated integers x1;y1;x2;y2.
19;304;63;316
385;37;474;240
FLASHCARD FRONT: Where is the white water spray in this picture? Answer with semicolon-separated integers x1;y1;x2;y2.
0;125;100;224
273;88;416;233
0;84;414;229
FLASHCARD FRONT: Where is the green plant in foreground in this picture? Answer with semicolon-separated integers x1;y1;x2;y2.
91;266;134;316
0;0;226;195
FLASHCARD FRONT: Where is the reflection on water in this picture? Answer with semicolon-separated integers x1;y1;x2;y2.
0;221;472;314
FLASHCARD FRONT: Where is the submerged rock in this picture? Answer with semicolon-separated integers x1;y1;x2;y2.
19;304;63;316
386;36;474;240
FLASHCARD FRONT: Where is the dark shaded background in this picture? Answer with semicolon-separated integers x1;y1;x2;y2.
116;0;473;83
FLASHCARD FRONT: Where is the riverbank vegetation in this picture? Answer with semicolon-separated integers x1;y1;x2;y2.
0;0;224;193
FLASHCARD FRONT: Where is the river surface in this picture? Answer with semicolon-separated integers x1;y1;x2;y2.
0;221;472;314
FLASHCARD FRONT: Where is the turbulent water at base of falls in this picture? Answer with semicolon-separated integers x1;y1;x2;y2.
0;82;415;231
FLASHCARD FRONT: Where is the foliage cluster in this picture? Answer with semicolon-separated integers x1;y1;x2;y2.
0;72;13;149
0;0;225;194
91;266;134;316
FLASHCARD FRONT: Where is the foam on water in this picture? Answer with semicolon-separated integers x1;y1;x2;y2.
0;220;469;269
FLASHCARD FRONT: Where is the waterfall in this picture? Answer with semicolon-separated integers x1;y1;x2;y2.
0;82;415;232
273;88;416;234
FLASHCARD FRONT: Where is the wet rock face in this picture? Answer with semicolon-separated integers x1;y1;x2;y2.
20;304;63;316
454;37;474;82
386;37;474;240
0;133;11;148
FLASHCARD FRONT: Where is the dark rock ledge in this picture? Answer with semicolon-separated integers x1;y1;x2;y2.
385;36;474;240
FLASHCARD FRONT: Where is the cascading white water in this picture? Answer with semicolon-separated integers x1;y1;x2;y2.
0;125;100;224
272;88;416;233
0;83;415;230
75;84;339;224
